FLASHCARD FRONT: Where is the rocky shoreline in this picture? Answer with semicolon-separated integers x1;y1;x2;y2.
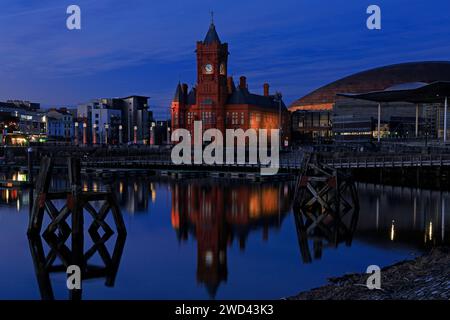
289;247;450;300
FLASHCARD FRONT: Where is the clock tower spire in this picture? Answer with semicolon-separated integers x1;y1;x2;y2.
196;18;229;132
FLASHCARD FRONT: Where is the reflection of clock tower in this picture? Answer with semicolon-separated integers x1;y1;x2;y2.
196;19;229;133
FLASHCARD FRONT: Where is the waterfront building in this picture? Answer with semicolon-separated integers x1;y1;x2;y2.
170;21;290;146
338;81;450;143
289;61;450;142
291;110;332;144
77;96;152;145
91;105;122;145
120;96;151;144
46;108;74;142
0;100;46;145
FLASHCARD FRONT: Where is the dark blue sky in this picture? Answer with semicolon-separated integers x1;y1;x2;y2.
0;0;449;118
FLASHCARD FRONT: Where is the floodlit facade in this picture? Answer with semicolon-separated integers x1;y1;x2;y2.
171;22;290;146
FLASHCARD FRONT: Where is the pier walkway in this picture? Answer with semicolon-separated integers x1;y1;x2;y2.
323;154;450;169
80;152;450;171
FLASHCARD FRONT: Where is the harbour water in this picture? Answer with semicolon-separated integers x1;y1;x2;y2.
0;174;448;299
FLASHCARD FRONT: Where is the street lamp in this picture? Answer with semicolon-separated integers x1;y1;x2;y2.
167;126;171;145
134;125;138;144
104;124;109;145
2;125;7;146
93;123;97;145
27;147;33;183
74;122;79;145
83;122;87;145
119;125;123;145
150;122;156;146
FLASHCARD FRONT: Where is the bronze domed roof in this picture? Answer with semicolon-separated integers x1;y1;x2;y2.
290;61;450;110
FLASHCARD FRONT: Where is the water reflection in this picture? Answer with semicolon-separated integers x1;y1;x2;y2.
355;184;449;248
0;187;30;208
1;175;450;299
82;179;449;254
170;181;294;297
293;202;359;264
80;180;156;215
22;155;127;301
28;233;126;300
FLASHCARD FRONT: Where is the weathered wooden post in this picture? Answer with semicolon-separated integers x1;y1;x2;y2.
68;158;83;300
293;153;359;263
28;156;53;235
27;156;127;300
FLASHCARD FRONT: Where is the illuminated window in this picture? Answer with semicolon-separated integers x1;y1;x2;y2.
205;251;213;266
232;112;238;125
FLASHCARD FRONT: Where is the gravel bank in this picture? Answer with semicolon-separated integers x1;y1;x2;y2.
289;247;450;300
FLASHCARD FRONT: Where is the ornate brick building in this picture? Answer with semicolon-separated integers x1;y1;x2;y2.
170;21;290;146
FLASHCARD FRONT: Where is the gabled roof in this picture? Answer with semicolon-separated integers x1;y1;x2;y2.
227;87;287;110
203;23;221;44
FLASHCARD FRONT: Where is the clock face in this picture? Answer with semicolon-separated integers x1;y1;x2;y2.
204;64;213;74
220;63;226;75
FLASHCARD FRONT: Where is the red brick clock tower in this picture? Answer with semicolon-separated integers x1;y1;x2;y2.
170;17;291;146
195;20;229;133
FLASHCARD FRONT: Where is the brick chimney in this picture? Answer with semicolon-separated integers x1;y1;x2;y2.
263;83;269;96
227;77;234;94
239;76;247;89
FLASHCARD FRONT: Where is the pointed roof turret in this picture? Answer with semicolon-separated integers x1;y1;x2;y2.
173;82;183;102
203;13;221;44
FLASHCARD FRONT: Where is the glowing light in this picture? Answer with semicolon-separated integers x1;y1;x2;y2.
428;222;433;241
15;173;27;182
390;220;395;241
205;251;213;266
171;209;180;229
150;183;156;203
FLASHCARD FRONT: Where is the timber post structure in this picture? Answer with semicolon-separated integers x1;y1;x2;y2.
293;153;360;263
27;156;127;300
